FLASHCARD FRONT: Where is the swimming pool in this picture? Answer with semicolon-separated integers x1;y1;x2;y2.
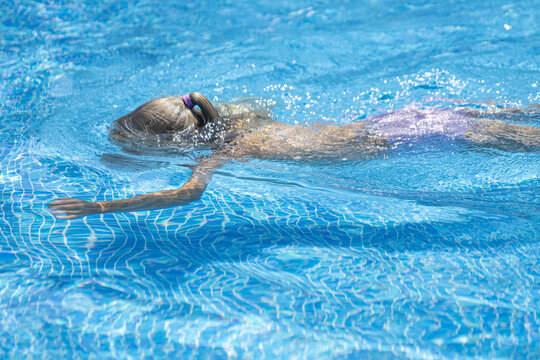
1;0;538;358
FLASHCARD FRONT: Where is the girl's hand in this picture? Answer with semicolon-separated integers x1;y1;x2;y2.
47;198;103;219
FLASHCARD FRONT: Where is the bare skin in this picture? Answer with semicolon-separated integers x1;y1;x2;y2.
48;96;539;219
48;153;226;219
47;121;382;219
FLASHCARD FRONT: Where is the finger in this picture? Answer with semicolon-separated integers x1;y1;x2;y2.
50;209;73;217
57;214;80;219
48;200;77;206
47;200;84;207
48;204;84;210
48;198;83;203
55;214;82;220
51;209;82;215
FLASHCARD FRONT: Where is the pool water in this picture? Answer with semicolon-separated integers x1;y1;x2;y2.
1;0;539;358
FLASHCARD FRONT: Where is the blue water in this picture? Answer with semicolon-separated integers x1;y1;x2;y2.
1;0;539;358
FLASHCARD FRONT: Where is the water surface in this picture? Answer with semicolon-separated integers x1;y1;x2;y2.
0;0;539;358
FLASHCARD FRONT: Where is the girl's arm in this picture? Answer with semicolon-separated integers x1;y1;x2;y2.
48;153;229;219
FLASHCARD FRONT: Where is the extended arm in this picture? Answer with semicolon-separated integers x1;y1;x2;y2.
48;153;229;219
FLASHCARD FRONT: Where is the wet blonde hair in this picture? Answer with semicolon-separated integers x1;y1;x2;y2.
112;92;221;139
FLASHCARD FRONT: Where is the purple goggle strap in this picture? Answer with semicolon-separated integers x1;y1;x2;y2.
182;94;194;109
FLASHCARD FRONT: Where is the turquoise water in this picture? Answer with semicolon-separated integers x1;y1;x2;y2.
1;0;539;358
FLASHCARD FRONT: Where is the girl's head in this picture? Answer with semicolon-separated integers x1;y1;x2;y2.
112;92;222;140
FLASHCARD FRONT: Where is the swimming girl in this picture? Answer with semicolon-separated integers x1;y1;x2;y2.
47;92;539;219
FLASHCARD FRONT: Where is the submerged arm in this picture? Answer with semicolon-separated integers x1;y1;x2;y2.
48;153;229;219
